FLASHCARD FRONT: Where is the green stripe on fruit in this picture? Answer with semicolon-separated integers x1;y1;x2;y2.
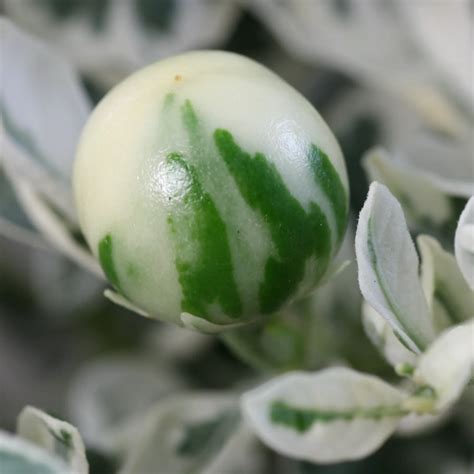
98;233;122;292
308;144;348;243
214;129;331;314
165;152;242;319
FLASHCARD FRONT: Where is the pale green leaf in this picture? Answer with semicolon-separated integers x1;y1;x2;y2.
67;356;182;452
418;235;473;330
355;182;436;352
455;198;474;290
414;321;474;411
0;430;72;474
249;0;472;136
180;312;253;334
0;166;47;249
395;132;473;199
119;394;239;474
242;367;407;463
5;0;240;88
362;300;417;369
362;147;453;228
0;18;91;220
399;0;473;111
10;176;102;278
17;406;88;474
103;289;150;319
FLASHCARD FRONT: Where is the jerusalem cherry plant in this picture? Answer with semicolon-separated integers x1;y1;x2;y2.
2;18;474;472
73;50;349;332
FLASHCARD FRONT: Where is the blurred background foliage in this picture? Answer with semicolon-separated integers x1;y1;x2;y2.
1;1;472;473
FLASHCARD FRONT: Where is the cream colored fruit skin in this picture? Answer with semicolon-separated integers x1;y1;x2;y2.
73;51;348;323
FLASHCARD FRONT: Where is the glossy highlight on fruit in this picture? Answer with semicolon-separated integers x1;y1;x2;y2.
73;51;349;331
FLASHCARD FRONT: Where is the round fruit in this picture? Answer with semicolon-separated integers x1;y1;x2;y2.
74;51;349;331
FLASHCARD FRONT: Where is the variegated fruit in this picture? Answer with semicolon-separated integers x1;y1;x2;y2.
73;51;349;331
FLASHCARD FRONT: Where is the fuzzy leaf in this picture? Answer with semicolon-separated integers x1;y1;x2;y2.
418;235;473;330
395;132;473;199
0;430;72;474
455;198;474;290
362;148;453;228
5;1;240;88
399;0;473;111
0;167;47;248
180;312;253;334
355;182;436;352
414;321;474;411
242;367;407;463
103;289;150;319
362;301;417;369
9;176;102;277
17;406;88;474
119;394;240;474
67;355;182;452
0;18;91;219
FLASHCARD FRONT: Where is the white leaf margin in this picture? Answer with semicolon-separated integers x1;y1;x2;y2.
119;393;239;474
104;289;149;318
418;234;473;328
455;197;474;290
241;367;407;464
66;355;183;453
10;174;103;278
17;406;88;474
355;182;435;352
0;18;91;220
361;300;417;369
0;429;72;474
362;147;453;227
413;320;474;411
104;291;255;333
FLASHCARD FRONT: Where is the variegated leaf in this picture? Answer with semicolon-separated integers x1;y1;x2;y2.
104;289;149;319
418;235;473;331
5;0;240;88
355;182;436;353
399;0;474;112
0;166;46;249
395;132;473;199
0;430;72;474
242;367;407;463
10;175;102;278
17;406;88;474
67;356;182;452
455;198;474;290
0;18;91;220
362;300;417;370
362;148;453;228
249;0;471;135
119;394;240;474
413;321;474;411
